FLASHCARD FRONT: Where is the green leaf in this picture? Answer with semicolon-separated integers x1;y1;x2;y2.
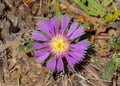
19;41;34;53
81;23;89;29
102;0;113;7
114;57;120;64
73;0;103;16
55;0;62;20
46;56;53;64
103;69;111;80
73;0;114;21
74;37;80;42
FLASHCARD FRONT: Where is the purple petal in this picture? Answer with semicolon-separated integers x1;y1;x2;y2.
37;53;50;63
67;22;79;36
37;21;51;36
33;43;48;49
34;49;49;57
70;26;85;40
46;19;55;35
32;30;47;41
57;57;64;72
69;52;82;62
70;47;86;56
69;50;85;61
61;15;71;34
51;16;59;34
72;39;89;50
47;57;56;71
65;55;77;69
73;48;88;53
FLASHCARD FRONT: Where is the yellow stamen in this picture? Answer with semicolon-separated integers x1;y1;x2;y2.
50;35;69;56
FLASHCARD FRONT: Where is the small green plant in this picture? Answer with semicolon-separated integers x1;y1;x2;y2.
102;9;120;23
73;0;113;16
103;35;120;79
19;41;34;53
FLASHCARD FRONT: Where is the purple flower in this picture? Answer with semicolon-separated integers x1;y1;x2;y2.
32;15;89;72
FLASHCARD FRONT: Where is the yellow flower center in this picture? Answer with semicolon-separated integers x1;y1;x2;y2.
50;35;69;56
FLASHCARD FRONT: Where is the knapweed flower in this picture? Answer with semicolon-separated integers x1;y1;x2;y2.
32;15;89;72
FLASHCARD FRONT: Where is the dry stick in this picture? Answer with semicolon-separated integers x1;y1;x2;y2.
59;0;87;16
22;0;29;6
0;60;4;86
90;63;103;73
112;73;117;86
2;0;13;8
58;0;102;29
87;77;111;83
85;65;106;86
76;73;96;86
44;73;53;86
3;56;9;86
39;0;43;15
62;75;68;86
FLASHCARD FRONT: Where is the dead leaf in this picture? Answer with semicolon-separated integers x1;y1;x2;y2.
74;16;88;23
24;0;35;5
